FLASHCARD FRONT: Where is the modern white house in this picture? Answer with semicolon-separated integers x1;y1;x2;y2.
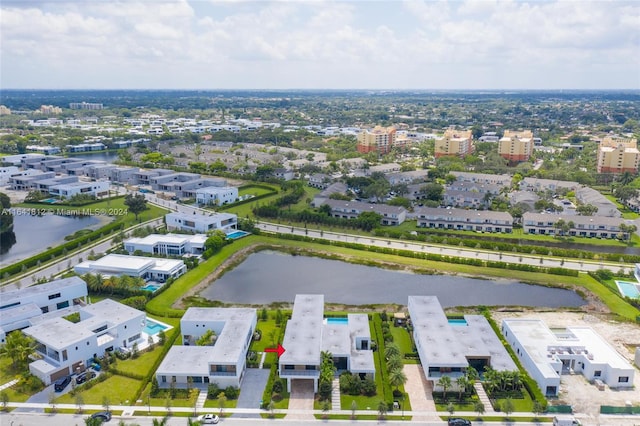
124;234;208;256
195;186;239;207
0;277;88;344
408;296;517;391
501;319;635;396
155;307;257;389
165;212;237;233
49;181;110;199
279;294;375;393
0;166;20;185
74;254;186;282
24;299;146;385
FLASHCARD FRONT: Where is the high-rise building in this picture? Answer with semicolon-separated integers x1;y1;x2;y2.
69;102;103;110
435;129;474;158
498;130;534;163
39;105;62;114
596;136;640;174
356;126;397;154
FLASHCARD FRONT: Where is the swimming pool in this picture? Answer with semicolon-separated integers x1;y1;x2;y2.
144;319;169;335
448;318;468;326
326;317;348;325
141;283;162;292
615;280;640;299
226;230;249;239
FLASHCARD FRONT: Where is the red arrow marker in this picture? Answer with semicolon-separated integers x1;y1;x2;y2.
264;343;286;358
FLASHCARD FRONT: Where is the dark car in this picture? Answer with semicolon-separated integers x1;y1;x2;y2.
53;375;71;392
448;419;472;426
90;411;112;422
76;370;97;385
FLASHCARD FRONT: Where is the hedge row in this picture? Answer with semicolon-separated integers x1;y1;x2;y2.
372;314;394;409
272;232;578;277
260;325;286;409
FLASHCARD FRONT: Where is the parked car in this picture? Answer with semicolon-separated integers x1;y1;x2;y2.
53;375;71;392
76;370;97;384
198;413;219;424
448;419;472;426
90;411;112;422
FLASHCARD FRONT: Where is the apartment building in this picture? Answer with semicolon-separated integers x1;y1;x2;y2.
435;129;474;158
415;207;513;233
356;126;397;154
596;136;639;174
522;213;630;239
321;199;407;225
498;130;534;163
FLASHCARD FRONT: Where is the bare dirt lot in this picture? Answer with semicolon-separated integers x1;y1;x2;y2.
491;310;640;418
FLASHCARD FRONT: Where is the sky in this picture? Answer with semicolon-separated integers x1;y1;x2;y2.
1;0;639;90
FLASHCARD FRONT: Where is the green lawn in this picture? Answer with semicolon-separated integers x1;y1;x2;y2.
114;345;165;377
251;318;285;352
55;375;140;405
389;325;414;357
604;195;640;220
238;186;276;198
0;356;18;384
149;388;199;408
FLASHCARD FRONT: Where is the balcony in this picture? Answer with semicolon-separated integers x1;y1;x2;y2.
279;369;320;378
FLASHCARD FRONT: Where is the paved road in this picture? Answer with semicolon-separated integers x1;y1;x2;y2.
1;408;637;426
256;222;634;274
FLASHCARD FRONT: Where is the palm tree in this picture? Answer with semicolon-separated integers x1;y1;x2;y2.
438;375;452;402
474;400;485;419
388;367;407;391
377;400;388;419
386;354;403;372
85;418;103;426
456;375;469;400
151;417;168;426
384;342;401;360
0;331;36;370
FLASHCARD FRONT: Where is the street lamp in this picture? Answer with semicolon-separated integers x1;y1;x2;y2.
147;395;150;413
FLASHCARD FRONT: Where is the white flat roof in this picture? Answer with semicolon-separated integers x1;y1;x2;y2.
82;299;145;325
409;296;468;367
1;276;86;305
280;294;324;365
77;254;155;273
454;315;517;372
125;233;208;246
501;319;559;379
166;211;236;223
24;317;96;349
157;346;215;376
149;258;185;273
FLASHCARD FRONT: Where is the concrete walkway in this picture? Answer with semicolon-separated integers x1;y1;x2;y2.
0;379;19;392
474;381;496;414
403;364;439;422
330;377;340;410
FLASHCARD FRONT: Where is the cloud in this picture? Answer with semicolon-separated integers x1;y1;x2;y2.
1;0;638;89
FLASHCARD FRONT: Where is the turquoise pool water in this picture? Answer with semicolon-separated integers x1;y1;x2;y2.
144;319;168;335
615;281;640;299
41;198;59;204
448;318;468;326
141;284;162;292
327;317;348;325
226;230;249;239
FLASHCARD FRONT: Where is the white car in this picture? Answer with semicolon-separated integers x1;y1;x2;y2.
198;414;220;424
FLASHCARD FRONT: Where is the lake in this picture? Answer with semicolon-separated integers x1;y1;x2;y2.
0;213;108;264
69;151;121;163
199;250;586;307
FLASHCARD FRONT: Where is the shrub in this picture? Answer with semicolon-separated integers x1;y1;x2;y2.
224;386;239;400
272;379;283;394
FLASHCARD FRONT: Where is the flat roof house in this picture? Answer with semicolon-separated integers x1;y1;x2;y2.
49;181;110;199
124;233;207;256
409;296;517;391
24;299;145;385
165;212;237;233
195;186;239;207
74;254;186;282
155;307;257;389
0;277;88;344
279;295;375;393
501;319;635;396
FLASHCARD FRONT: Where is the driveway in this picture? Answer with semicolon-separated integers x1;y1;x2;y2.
286;379;315;420
403;364;439;422
235;368;270;418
